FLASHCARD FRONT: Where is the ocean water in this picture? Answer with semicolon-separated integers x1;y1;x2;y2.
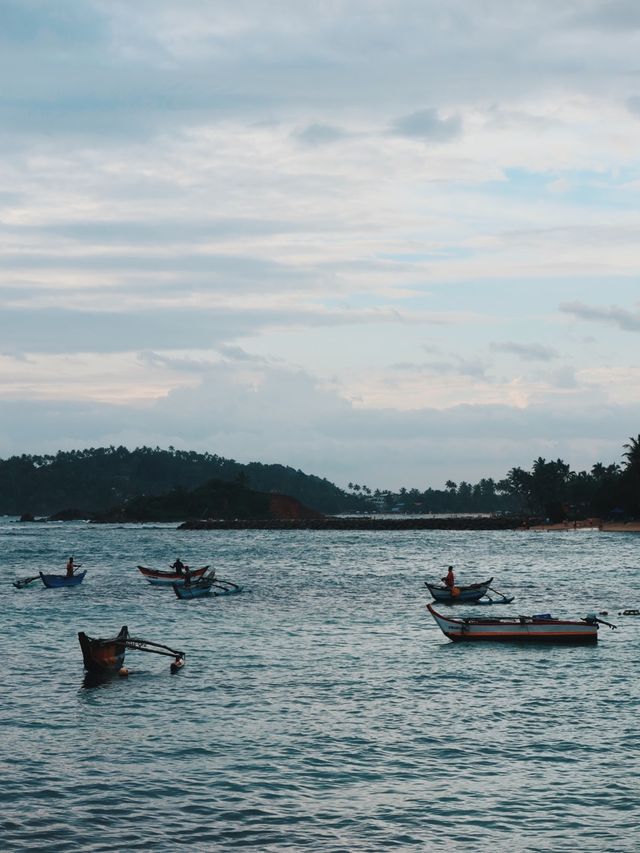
1;519;638;852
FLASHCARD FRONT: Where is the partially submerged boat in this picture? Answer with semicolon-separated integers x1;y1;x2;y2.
425;577;494;603
78;625;185;679
138;565;209;586
40;570;87;588
79;625;129;675
173;577;243;600
427;603;614;643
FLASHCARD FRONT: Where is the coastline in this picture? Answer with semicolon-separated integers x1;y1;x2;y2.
527;519;640;533
178;515;640;532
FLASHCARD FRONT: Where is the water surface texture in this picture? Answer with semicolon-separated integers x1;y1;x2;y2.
1;520;638;851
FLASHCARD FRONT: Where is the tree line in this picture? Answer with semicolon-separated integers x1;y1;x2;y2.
0;446;365;516
361;435;640;521
0;436;638;519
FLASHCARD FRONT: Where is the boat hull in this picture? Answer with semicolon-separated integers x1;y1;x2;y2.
427;604;598;643
426;577;493;603
173;579;243;599
40;571;87;588
138;565;209;585
78;625;129;675
173;581;213;599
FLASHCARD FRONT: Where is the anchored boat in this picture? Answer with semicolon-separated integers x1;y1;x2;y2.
173;577;243;600
40;571;87;588
138;565;209;586
426;603;615;643
426;577;493;603
78;624;185;678
79;625;129;675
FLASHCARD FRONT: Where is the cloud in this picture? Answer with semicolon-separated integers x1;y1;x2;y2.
390;357;488;379
626;95;640;117
490;341;559;361
560;301;640;332
0;360;636;488
294;123;349;145
391;108;462;141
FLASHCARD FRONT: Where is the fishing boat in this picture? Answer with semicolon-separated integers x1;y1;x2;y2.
137;565;209;586
78;625;186;678
173;577;243;600
79;625;129;675
425;577;494;603
40;570;87;588
426;603;614;643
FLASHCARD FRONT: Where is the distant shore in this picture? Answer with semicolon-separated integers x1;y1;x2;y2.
178;515;640;532
178;515;521;531
527;519;640;533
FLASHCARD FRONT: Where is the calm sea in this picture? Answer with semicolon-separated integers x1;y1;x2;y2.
1;518;638;852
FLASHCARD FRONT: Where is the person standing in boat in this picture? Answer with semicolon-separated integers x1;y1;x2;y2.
66;556;78;577
183;566;192;586
171;558;185;575
441;566;455;588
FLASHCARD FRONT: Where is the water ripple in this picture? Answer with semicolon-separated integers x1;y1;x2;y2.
1;523;639;850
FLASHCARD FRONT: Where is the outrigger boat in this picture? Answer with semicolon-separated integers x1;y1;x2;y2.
427;603;616;643
173;577;243;600
40;570;87;588
425;577;512;604
78;625;185;679
137;565;209;586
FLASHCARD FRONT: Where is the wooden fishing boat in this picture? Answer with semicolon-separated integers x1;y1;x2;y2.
78;625;186;678
173;577;214;599
173;577;243;600
425;577;493;603
79;625;129;675
426;603;611;643
138;565;209;585
40;570;87;588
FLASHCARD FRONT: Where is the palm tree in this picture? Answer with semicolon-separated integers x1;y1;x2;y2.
622;435;640;470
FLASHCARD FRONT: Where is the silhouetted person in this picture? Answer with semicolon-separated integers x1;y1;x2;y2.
171;558;185;575
441;566;455;589
66;556;77;577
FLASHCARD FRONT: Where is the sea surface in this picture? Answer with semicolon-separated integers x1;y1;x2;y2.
1;518;638;852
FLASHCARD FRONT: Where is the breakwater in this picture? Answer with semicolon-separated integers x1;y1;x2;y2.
178;515;524;531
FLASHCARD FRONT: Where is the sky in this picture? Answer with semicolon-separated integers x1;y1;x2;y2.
1;0;640;490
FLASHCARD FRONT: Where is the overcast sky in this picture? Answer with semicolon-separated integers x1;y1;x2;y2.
2;0;640;489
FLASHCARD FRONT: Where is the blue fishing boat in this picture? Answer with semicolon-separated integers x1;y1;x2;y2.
173;577;243;600
40;570;87;588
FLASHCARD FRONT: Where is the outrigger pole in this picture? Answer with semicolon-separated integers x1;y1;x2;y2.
121;637;185;659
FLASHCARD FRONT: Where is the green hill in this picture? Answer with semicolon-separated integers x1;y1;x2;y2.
0;446;368;516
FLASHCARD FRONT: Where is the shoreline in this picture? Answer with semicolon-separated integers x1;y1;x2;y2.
178;516;640;532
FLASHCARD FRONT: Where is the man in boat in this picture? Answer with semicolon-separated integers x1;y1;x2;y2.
441;566;455;589
171;558;185;575
183;566;192;586
66;556;78;577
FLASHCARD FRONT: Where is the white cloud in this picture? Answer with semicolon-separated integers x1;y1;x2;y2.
2;1;640;486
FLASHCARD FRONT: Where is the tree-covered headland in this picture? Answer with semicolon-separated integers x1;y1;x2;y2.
0;436;638;520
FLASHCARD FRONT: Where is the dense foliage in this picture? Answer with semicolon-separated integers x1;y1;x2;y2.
98;479;274;523
0;447;368;516
374;435;640;521
1;435;639;520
